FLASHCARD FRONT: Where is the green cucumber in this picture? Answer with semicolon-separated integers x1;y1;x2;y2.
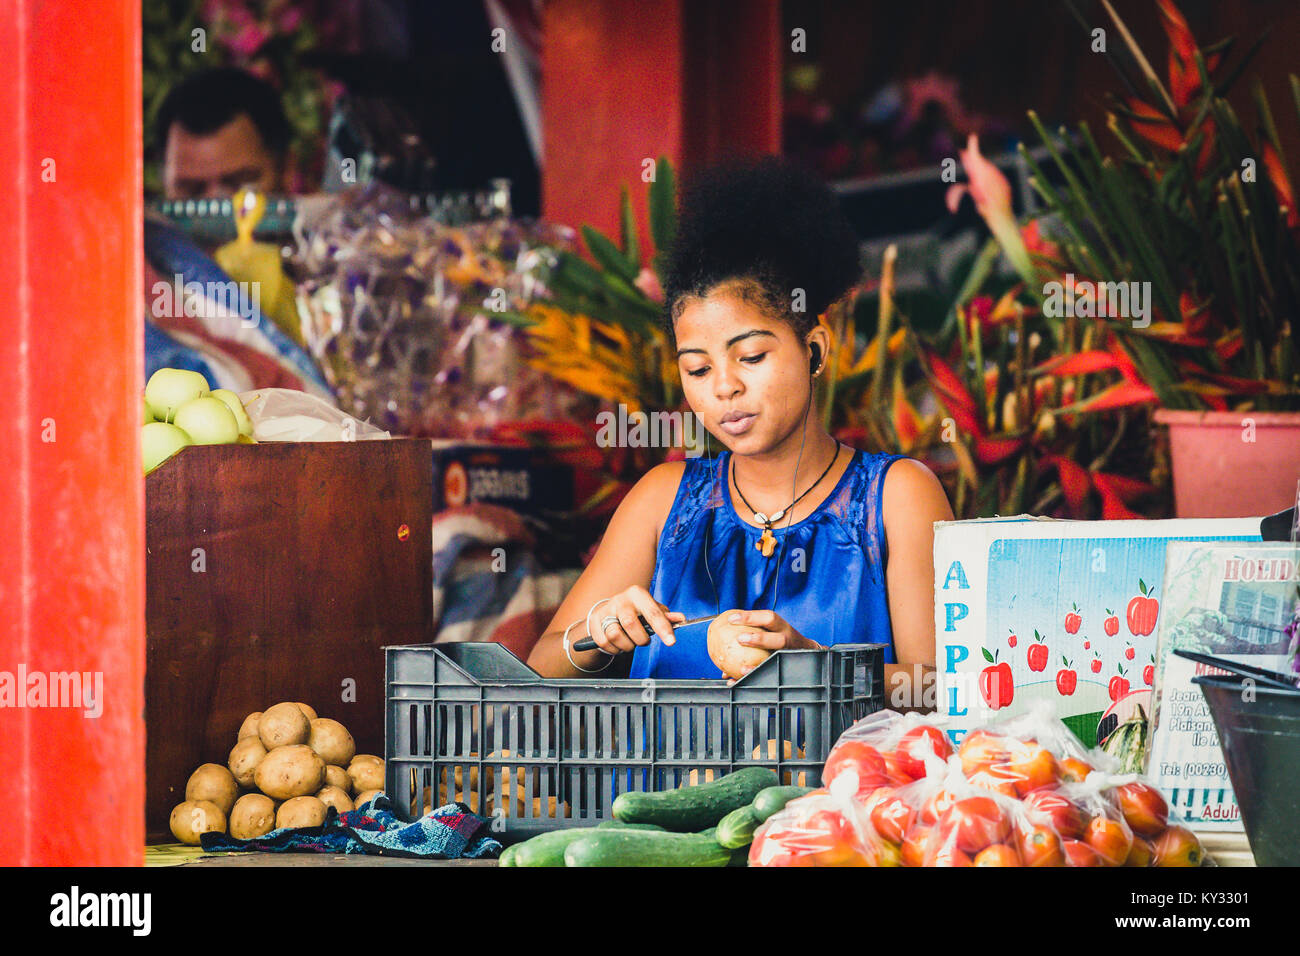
596;820;666;831
728;845;750;867
498;843;519;867
512;827;600;867
611;767;780;832
752;785;813;823
716;805;759;849
563;829;732;867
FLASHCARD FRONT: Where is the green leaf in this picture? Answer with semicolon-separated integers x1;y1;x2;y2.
649;156;677;270
982;647;994;663
619;186;641;267
581;226;639;283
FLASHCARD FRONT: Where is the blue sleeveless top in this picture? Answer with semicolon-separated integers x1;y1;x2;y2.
630;447;906;679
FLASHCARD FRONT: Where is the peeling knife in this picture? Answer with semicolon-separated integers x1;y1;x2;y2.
573;614;716;653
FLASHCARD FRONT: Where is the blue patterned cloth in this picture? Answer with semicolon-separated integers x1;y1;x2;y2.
199;795;502;859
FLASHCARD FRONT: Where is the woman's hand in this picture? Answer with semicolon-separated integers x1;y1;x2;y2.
729;609;821;652
586;585;686;655
724;609;820;684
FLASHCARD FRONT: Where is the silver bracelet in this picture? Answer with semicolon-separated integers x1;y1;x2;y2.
564;613;613;671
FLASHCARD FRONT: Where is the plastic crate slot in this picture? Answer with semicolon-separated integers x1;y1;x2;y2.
385;642;884;833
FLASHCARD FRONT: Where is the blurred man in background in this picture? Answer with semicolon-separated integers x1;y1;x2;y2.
157;67;292;199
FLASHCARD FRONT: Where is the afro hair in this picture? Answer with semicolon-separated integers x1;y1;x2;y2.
662;155;861;342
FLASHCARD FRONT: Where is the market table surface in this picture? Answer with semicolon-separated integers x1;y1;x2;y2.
146;829;1253;867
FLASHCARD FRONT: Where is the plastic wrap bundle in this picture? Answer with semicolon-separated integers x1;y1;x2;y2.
290;184;592;438
749;705;1205;867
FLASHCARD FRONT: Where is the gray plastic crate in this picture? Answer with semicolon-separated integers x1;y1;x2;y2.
384;641;885;840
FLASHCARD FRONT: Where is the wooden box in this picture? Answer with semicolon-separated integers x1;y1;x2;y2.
145;439;432;840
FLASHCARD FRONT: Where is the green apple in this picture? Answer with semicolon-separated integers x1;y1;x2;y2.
173;396;240;445
145;368;210;423
210;388;254;437
142;422;192;474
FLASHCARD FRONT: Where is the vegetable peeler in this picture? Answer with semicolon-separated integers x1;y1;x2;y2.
573;614;716;653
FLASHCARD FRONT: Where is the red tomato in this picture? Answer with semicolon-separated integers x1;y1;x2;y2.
1085;815;1133;866
1125;836;1155;867
925;839;974;867
823;741;887;788
918;788;957;825
900;824;932;867
1021;788;1088;839
974;844;1022;866
1016;823;1065;867
1151;825;1203;867
804;808;860;866
958;730;1010;778
1007;743;1060;796
940;796;1012;854
866;787;916;845
882;751;918;785
896;725;953;779
1059;757;1094;783
1062;839;1103;867
1114;782;1169;837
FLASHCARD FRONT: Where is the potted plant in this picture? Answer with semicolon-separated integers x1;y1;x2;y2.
952;0;1299;517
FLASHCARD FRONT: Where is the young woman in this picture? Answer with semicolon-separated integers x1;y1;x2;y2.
528;157;953;705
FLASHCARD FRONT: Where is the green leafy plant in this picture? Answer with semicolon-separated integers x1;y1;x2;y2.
1015;0;1300;411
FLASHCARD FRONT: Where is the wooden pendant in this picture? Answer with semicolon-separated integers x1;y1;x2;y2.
756;528;776;557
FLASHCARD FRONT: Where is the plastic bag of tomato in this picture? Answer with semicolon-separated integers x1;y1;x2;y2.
748;705;1204;867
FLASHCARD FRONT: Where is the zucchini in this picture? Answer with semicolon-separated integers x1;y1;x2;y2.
512;827;600;867
596;820;666;831
497;843;519;867
611;767;780;832
563;829;732;867
716;805;759;849
752;785;813;823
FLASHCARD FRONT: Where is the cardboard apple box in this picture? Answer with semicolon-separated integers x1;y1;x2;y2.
931;516;1260;748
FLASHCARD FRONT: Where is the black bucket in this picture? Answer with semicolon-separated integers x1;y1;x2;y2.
1194;673;1300;866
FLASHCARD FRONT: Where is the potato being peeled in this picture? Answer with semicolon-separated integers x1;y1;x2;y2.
185;763;239;817
228;794;276;840
276;796;327;829
707;610;771;680
169;800;226;845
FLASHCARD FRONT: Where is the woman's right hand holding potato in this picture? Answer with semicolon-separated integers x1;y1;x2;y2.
587;585;686;655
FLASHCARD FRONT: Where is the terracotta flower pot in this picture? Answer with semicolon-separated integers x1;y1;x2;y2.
1154;409;1300;518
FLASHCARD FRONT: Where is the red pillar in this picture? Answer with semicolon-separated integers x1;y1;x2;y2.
0;1;144;865
541;0;782;258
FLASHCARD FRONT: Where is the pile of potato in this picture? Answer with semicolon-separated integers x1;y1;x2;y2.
169;701;386;845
